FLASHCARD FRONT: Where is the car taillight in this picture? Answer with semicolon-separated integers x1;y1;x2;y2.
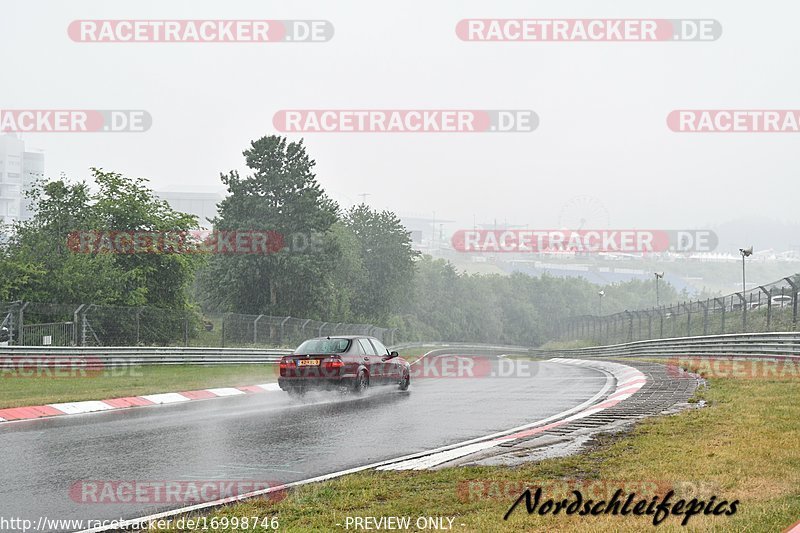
323;359;344;369
279;359;294;370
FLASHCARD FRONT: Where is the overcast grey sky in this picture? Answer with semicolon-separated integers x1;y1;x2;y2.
3;1;798;230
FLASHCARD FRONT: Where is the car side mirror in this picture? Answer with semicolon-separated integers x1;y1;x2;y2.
389;351;399;358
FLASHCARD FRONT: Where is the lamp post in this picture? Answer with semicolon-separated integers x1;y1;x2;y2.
739;247;753;329
654;272;664;307
598;290;605;314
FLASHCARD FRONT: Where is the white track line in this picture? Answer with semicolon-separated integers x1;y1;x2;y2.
78;354;622;533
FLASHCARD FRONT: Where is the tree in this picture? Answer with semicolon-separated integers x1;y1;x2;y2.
0;169;201;308
342;204;418;321
198;136;340;317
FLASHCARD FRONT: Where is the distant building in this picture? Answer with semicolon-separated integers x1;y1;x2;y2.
156;191;223;228
0;134;44;225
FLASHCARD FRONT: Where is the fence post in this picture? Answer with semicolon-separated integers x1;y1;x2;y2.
684;302;691;337
759;286;771;331
736;292;747;331
700;300;708;336
221;314;226;348
253;314;264;344
785;277;798;328
72;304;85;346
714;297;725;334
625;311;633;342
80;304;95;347
17;301;28;345
184;315;189;346
280;316;291;344
301;318;311;339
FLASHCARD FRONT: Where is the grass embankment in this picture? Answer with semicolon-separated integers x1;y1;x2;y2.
536;339;598;350
0;347;431;409
0;364;279;409
154;360;800;532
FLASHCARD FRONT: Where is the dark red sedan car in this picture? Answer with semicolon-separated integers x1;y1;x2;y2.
278;336;411;395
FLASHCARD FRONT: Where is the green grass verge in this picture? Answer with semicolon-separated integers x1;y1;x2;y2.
0;364;278;409
153;362;800;532
536;339;598;350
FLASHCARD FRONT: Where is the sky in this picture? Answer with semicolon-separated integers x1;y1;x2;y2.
3;0;799;233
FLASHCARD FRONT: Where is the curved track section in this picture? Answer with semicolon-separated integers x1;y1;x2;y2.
1;350;608;532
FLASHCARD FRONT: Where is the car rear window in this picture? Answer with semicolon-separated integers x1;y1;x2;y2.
295;338;351;354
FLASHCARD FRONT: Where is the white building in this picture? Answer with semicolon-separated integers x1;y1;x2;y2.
0;134;44;225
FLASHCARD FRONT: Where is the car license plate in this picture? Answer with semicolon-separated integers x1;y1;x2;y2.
298;359;319;366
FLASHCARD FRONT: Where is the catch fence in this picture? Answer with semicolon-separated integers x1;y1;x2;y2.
0;301;395;348
559;274;800;345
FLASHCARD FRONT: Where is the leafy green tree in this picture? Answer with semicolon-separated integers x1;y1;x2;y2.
342;204;418;321
0;169;201;308
198;136;340;317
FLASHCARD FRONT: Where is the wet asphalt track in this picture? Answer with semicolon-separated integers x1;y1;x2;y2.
0;356;608;532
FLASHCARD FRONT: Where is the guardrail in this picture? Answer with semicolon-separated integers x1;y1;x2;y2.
533;331;800;359
0;346;294;366
388;341;533;353
0;342;536;367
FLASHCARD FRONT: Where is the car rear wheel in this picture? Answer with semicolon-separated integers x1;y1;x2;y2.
353;371;369;394
398;370;410;391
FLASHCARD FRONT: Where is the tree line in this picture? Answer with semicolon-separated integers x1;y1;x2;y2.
0;135;684;346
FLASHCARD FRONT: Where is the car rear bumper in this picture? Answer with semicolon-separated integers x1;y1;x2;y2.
278;376;356;391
